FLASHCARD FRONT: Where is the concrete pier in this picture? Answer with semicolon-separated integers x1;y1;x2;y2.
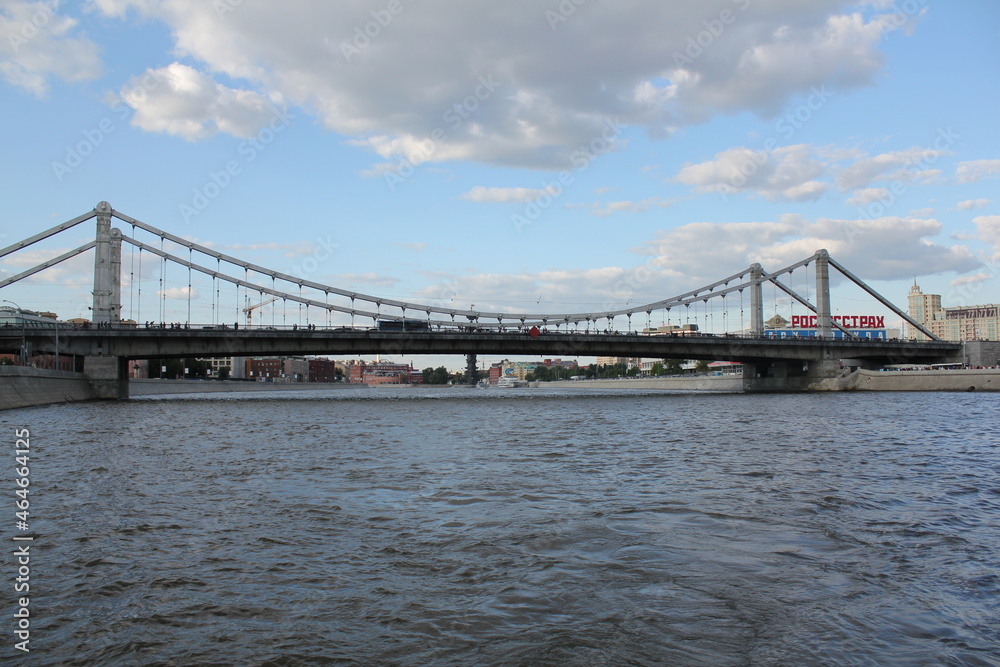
83;356;129;400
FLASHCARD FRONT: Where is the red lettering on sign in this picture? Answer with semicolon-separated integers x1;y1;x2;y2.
788;314;885;328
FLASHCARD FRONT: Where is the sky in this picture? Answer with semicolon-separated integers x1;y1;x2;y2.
1;0;999;370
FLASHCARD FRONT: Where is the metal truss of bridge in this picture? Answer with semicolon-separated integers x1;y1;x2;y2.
0;201;961;395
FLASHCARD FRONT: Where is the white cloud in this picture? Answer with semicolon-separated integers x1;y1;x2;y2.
407;216;975;317
957;198;991;210
569;196;676;217
638;216;978;284
835;147;945;190
950;273;991;287
957;160;1000;184
0;244;93;284
157;286;199;300
216;240;318;258
414;267;634;315
847;187;890;206
393;242;427;252
676;144;828;202
405;213;977;316
334;273;399;289
119;63;283;141
973;215;1000;252
90;1;914;169
460;186;558;204
0;0;102;95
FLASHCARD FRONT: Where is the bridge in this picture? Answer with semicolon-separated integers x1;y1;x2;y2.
0;201;961;395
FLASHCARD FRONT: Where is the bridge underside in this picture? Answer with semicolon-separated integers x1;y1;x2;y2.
1;328;962;395
2;329;960;363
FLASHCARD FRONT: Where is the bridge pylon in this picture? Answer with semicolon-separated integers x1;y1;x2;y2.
92;201;121;325
86;201;127;399
749;263;764;336
815;249;832;339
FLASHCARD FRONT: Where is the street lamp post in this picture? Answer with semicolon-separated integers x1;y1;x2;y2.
2;300;26;366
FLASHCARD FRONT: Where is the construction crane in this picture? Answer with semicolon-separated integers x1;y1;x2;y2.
243;297;278;327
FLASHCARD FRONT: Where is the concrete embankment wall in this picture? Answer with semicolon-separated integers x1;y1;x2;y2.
130;379;356;395
545;376;744;391
545;369;1000;392
814;368;1000;392
0;367;95;410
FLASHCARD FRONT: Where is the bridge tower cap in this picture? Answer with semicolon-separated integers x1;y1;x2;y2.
96;201;112;213
815;248;829;258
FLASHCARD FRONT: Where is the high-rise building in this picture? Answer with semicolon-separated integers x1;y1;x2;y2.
907;281;942;339
907;282;999;341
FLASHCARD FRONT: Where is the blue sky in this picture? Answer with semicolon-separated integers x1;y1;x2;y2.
1;1;998;369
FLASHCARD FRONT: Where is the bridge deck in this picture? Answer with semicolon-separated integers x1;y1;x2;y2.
1;325;962;365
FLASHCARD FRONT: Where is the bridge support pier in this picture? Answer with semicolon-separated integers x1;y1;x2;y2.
84;356;130;400
742;358;843;392
465;354;478;386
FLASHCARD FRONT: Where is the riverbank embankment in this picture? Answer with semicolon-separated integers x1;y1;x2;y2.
0;366;95;410
544;376;743;391
545;368;1000;392
129;379;355;395
5;368;998;410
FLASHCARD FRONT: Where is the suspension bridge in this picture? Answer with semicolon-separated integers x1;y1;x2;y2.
0;201;961;396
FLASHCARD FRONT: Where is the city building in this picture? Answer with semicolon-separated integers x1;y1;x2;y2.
197;356;238;378
908;281;942;335
595;356;642;368
246;356;310;382
130;359;149;378
907;282;999;341
346;359;423;384
308;358;342;383
536;358;576;368
707;361;743;375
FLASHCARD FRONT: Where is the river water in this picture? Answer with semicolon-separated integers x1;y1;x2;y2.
2;387;998;665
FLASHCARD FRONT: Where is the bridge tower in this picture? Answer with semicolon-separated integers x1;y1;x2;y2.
92;201;122;325
85;201;128;399
749;263;764;336
815;249;832;339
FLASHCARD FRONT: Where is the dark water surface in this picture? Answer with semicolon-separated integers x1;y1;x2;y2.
2;388;998;665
